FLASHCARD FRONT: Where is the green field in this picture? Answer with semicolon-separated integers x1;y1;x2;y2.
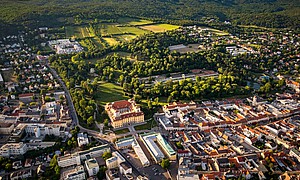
103;37;119;46
207;28;229;36
140;24;180;32
100;24;122;36
118;26;148;35
114;34;136;42
134;119;157;131
114;128;130;135
65;26;94;38
95;82;128;106
117;17;153;26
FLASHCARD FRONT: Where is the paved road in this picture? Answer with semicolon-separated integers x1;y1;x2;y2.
45;60;79;127
47;61;142;177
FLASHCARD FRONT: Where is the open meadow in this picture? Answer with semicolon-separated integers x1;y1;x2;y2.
65;26;94;38
117;17;153;26
140;23;180;32
95;82;129;106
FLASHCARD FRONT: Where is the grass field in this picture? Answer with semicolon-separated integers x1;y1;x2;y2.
114;128;130;135
114;34;136;42
134;119;157;131
100;24;122;36
95;82;128;106
118;26;148;35
65;26;94;38
207;28;229;36
103;37;119;46
140;24;180;32
117;17;153;26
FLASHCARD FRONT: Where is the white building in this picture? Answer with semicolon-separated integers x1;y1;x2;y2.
16;123;67;138
141;134;165;163
79;144;110;161
112;151;125;164
0;142;27;157
119;162;132;175
85;158;99;177
140;132;176;163
57;154;81;168
106;156;119;169
64;165;86;180
106;151;126;169
77;133;89;147
58;144;110;168
132;141;150;167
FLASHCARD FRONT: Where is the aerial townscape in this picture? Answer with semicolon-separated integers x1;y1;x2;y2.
0;0;300;180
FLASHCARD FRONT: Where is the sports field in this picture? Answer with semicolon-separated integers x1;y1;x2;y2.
140;24;180;32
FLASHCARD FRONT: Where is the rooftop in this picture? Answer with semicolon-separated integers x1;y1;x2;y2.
85;158;99;169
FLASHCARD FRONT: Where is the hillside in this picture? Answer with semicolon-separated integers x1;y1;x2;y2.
0;0;299;31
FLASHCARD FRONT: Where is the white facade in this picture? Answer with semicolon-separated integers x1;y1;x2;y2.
65;165;86;180
106;156;119;169
106;151;126;169
58;154;81;168
0;142;27;157
77;133;89;147
79;144;110;161
132;141;150;167
20;123;66;138
85;158;99;177
119;162;132;175
112;151;125;164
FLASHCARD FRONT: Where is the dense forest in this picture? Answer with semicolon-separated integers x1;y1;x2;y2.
0;0;299;35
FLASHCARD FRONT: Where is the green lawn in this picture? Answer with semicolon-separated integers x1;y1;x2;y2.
117;17;153;26
114;128;130;135
134;119;157;131
95;82;128;106
140;23;180;32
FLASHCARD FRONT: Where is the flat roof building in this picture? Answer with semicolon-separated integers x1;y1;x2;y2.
85;158;99;177
0;142;27;157
132;140;150;167
140;132;176;163
115;136;134;149
63;165;86;180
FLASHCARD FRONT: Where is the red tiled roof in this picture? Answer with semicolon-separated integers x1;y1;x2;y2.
111;100;131;109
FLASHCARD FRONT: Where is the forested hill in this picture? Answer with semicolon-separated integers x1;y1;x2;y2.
0;0;299;30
